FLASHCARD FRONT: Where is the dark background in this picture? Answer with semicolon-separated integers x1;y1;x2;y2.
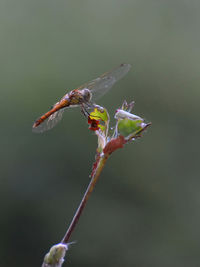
1;1;200;266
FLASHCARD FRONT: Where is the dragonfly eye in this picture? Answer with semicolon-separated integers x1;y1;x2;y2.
82;88;92;102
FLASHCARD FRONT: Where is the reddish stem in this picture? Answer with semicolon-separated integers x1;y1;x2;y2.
61;154;108;244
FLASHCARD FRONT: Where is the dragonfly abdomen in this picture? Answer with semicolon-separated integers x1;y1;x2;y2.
33;99;69;129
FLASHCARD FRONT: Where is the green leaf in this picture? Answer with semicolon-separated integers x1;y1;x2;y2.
118;118;144;137
89;107;110;134
90;107;108;123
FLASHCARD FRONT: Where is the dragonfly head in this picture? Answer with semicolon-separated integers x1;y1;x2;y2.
82;88;92;103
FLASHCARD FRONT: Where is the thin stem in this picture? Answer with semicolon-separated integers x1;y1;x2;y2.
61;153;109;244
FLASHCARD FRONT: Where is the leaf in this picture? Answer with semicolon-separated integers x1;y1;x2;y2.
89;107;109;134
90;107;108;123
118;118;144;137
88;117;100;131
103;136;126;155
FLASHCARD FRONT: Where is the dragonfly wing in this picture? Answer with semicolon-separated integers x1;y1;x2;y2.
77;63;131;101
32;109;65;133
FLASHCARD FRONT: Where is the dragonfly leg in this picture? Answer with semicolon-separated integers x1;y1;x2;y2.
85;102;105;113
84;102;95;109
93;104;104;113
80;104;90;117
81;102;105;118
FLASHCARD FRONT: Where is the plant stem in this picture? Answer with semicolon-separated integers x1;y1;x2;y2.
61;153;109;244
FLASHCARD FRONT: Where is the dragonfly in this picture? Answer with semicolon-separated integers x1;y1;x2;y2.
32;63;131;133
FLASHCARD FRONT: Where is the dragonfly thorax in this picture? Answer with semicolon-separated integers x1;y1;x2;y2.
81;88;92;103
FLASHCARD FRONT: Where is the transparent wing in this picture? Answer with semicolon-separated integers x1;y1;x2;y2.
33;64;131;133
77;63;131;102
32;109;65;133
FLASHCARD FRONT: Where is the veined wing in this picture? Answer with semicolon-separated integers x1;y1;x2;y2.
33;64;131;133
32;108;65;133
77;63;131;102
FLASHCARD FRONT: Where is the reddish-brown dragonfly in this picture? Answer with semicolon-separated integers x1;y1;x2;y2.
32;63;131;133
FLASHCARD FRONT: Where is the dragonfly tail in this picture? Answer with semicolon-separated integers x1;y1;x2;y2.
32;100;69;129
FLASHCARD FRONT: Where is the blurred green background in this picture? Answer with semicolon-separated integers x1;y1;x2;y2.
1;0;200;266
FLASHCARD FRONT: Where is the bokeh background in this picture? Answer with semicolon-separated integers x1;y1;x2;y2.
1;0;200;266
